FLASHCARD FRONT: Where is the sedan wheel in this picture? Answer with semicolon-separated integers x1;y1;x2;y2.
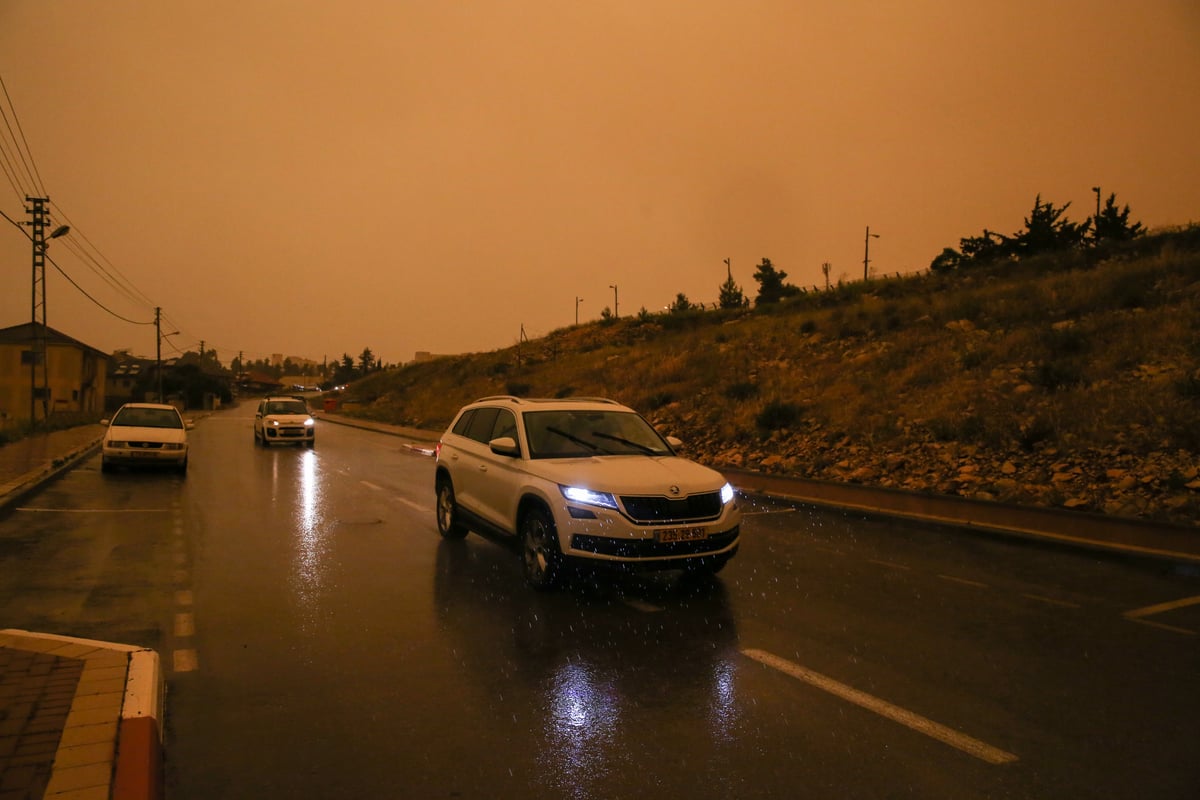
521;507;561;590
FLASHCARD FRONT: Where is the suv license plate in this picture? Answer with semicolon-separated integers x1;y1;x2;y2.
657;527;707;543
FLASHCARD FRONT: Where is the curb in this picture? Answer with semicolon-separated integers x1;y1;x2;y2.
0;629;164;800
0;436;102;513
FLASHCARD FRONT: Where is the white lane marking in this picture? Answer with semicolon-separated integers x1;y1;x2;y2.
173;649;199;672
622;598;663;613
1126;617;1195;636
1123;595;1200;636
1124;595;1200;619
1023;593;1080;609
175;590;194;606
741;648;1019;765
742;508;798;516
359;479;431;513
868;558;911;571
174;613;195;638
938;574;989;589
15;507;172;513
395;496;432;514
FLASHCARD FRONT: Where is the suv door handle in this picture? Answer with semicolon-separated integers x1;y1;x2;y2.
478;465;488;472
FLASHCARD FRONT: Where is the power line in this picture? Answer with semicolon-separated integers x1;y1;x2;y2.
0;74;45;196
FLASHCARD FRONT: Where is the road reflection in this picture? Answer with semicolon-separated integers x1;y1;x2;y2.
260;446;330;633
434;538;742;798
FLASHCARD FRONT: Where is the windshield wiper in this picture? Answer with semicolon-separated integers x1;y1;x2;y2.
546;426;604;453
590;431;660;455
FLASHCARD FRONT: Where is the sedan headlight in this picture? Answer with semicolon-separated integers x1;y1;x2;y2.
720;482;735;505
560;485;619;510
107;440;127;448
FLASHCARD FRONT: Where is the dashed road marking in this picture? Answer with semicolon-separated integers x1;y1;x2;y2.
173;649;199;672
868;558;911;571
622;598;663;613
741;648;1018;765
394;497;431;514
938;574;989;589
1123;595;1200;635
1023;593;1080;609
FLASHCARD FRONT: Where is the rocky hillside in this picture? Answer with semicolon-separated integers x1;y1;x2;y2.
341;227;1200;527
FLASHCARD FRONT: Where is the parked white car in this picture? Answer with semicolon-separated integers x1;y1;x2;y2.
101;402;191;474
435;396;741;589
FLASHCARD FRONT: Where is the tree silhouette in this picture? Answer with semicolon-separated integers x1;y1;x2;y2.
752;257;797;304
670;292;694;313
1093;193;1144;242
718;272;744;309
1005;194;1090;257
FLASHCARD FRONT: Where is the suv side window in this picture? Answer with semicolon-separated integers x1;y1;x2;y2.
451;410;475;436
492;409;517;442
463;407;500;444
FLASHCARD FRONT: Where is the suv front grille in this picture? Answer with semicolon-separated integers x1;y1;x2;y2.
571;526;739;559
619;491;723;524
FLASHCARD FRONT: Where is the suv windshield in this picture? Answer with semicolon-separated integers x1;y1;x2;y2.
267;400;308;415
523;410;671;459
113;407;182;429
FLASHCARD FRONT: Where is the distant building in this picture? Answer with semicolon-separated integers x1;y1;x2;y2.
105;351;180;412
0;322;108;426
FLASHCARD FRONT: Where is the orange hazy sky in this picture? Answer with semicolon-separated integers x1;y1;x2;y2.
2;0;1198;366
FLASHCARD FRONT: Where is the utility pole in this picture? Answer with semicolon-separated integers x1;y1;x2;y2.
822;262;832;290
156;307;163;402
609;284;619;318
199;340;205;362
575;296;583;325
863;226;880;281
26;197;68;425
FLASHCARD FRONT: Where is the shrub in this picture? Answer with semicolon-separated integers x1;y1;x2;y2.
756;400;804;432
724;382;759;401
506;381;532;396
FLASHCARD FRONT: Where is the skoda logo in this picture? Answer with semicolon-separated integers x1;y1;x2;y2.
668;485;681;496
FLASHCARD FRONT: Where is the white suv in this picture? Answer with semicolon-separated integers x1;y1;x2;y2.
434;396;741;588
254;395;315;447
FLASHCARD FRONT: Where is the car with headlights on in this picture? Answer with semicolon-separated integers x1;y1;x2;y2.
254;395;316;446
101;402;191;474
434;396;741;589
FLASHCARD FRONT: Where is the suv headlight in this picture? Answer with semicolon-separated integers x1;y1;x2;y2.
721;482;735;505
560;485;619;510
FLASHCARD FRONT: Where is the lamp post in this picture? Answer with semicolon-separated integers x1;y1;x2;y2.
575;296;583;325
863;226;880;281
609;284;618;319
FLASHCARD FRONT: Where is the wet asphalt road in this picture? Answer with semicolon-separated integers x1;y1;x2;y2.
1;403;1198;798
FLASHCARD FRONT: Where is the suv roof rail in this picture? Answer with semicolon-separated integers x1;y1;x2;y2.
472;395;623;406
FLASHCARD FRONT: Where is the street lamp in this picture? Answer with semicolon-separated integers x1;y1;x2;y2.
863;226;880;281
575;296;584;325
609;285;618;318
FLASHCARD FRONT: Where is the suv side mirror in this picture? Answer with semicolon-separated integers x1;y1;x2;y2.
489;436;520;457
